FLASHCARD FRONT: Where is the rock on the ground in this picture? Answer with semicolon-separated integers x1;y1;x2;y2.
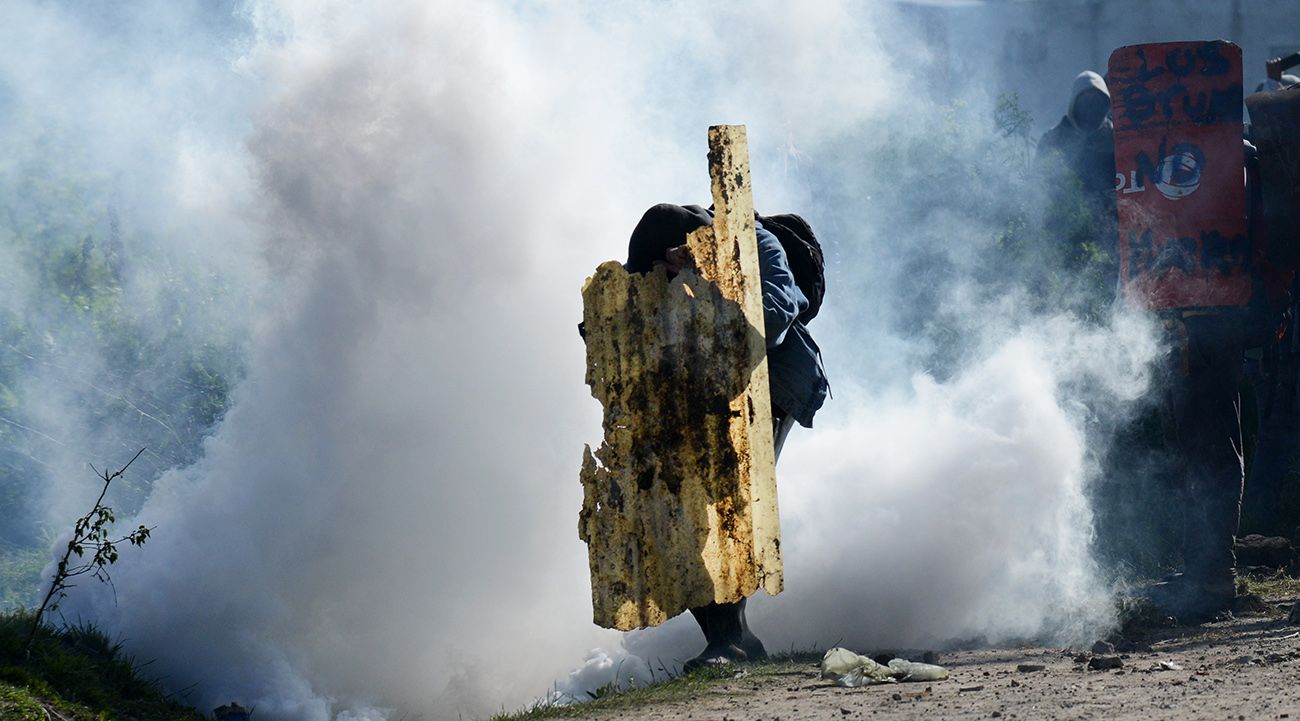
1235;534;1294;569
1088;656;1124;670
1233;593;1272;616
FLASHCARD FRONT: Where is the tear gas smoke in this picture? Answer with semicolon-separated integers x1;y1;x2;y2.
3;2;1171;719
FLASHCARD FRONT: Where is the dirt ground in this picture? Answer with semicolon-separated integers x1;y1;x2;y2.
562;595;1300;721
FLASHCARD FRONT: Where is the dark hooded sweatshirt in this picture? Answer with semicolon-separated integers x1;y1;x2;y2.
1037;70;1117;201
625;204;828;428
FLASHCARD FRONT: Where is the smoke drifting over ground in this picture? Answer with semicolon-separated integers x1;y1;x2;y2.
4;1;1167;719
760;312;1157;651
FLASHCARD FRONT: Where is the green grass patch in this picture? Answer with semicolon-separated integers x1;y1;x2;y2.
1242;568;1300;601
0;610;206;721
488;653;822;721
0;681;48;721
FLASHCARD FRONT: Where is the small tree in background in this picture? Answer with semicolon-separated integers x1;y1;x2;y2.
25;448;154;655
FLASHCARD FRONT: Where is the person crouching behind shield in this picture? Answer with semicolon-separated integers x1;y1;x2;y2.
622;203;829;671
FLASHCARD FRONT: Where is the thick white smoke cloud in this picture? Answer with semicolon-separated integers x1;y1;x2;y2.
3;1;1166;719
757;311;1158;652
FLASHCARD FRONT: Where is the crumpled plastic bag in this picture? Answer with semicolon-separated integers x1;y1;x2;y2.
820;648;896;686
820;647;949;687
887;658;949;681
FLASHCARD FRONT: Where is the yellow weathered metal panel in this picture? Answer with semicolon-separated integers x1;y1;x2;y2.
579;125;782;631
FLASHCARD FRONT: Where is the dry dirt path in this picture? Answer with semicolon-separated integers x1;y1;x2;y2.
562;601;1300;721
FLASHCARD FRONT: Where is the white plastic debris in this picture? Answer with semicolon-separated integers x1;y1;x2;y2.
835;666;894;688
820;648;949;687
820;647;895;686
888;659;950;681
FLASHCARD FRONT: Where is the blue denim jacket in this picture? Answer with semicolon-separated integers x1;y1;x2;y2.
755;221;828;427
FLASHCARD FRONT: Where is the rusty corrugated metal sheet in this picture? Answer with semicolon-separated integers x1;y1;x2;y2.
578;126;782;631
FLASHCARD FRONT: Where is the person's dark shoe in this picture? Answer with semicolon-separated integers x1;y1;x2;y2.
738;629;767;662
686;599;764;672
682;643;747;673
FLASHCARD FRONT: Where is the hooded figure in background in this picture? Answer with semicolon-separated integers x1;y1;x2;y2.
1034;70;1119;308
1037;70;1116;202
1240;77;1300;535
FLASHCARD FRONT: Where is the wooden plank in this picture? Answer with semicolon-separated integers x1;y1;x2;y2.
578;125;782;631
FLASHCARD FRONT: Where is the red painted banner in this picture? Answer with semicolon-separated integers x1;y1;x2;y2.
1109;41;1248;309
